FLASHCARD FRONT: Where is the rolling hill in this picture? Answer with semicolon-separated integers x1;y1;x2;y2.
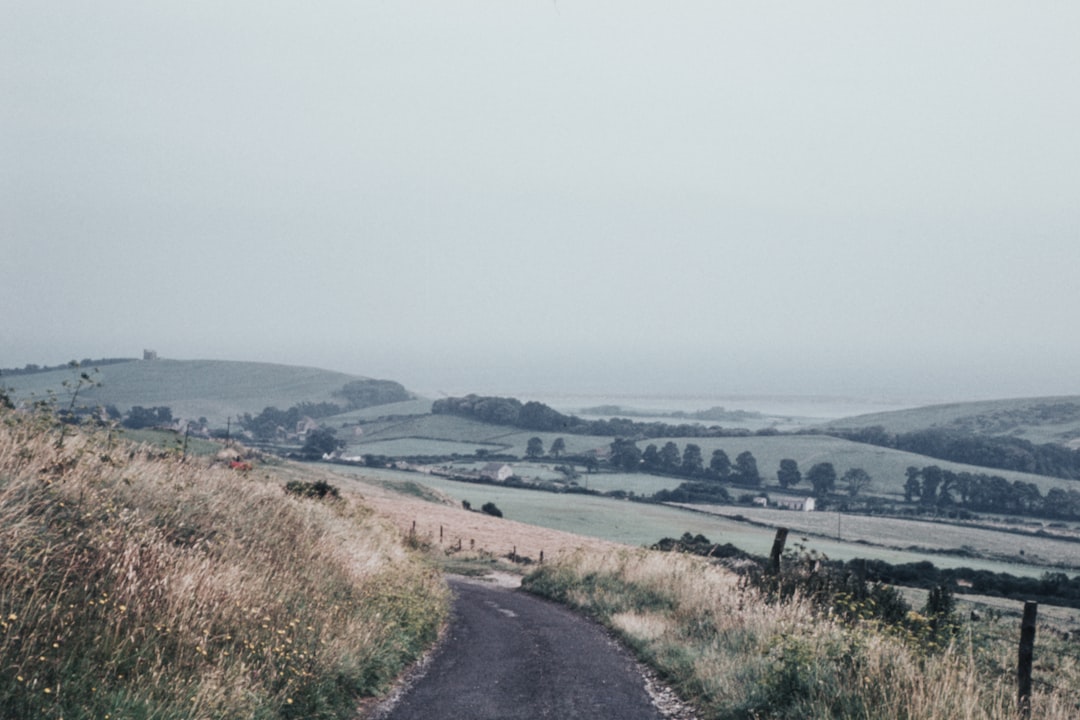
824;395;1080;447
1;358;414;427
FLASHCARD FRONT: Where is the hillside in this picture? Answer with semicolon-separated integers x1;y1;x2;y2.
825;395;1080;447
1;358;414;427
0;406;446;719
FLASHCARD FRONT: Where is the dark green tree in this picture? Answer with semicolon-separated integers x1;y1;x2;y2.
807;462;837;497
302;427;342;459
843;467;872;497
609;438;642;472
920;465;943;505
709;449;732;478
777;458;801;488
659;441;681;471
550;437;566;458
642;444;660;470
333;379;409;409
734;451;761;486
123;406;174;430
681;443;703;476
904;466;922;502
526;436;545;459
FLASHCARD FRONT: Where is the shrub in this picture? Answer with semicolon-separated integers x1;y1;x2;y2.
481;502;503;518
284;479;341;500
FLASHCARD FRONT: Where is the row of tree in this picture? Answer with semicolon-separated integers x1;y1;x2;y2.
433;394;767;439
832;426;1080;481
903;464;1080;519
606;438;764;483
603;439;873;498
775;459;873;498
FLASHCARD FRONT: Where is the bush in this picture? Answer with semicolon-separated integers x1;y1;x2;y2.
284;479;341;500
481;502;503;518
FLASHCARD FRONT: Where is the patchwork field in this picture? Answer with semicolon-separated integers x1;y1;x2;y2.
343;414;614;458
683;504;1080;569
325;465;1067;579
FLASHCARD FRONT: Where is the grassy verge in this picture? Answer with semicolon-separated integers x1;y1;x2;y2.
0;409;448;719
522;549;1079;719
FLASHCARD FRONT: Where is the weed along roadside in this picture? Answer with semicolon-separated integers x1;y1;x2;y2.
0;406;449;719
520;543;1080;719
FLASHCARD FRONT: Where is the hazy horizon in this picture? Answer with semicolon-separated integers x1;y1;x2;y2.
4;3;1078;405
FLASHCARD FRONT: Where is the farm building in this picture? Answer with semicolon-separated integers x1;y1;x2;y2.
480;462;514;482
295;417;320;438
774;496;816;512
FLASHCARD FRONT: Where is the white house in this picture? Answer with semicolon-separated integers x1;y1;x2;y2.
480;462;514;482
775;496;816;512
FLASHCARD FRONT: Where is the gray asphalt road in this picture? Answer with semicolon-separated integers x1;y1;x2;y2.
378;577;665;720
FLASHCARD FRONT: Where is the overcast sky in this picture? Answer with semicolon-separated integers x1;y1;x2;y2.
3;2;1078;402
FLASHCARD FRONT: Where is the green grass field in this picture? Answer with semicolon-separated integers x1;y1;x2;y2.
614;434;1080;498
343;414;613;457
333;412;1080;501
1;359;374;427
685;504;1080;569
825;394;1080;445
348;438;499;456
326;465;1064;579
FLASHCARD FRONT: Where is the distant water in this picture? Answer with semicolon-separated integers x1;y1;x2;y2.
519;393;921;427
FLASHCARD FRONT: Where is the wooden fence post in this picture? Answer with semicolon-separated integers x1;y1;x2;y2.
770;527;789;575
1018;601;1037;719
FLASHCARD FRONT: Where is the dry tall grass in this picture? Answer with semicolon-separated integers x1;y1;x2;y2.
0;410;448;719
524;548;1078;719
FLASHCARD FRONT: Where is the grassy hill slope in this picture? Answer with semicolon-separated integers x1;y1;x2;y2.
2;359;407;427
825;395;1080;446
0;408;447;719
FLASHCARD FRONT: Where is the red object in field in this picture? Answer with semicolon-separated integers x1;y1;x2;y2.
229;460;253;471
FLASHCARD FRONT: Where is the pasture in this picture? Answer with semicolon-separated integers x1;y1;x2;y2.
348;438;496;457
644;434;1080;498
338;410;1080;501
685;504;1080;569
1;359;369;427
824;394;1080;445
343;414;613;458
326;464;1064;579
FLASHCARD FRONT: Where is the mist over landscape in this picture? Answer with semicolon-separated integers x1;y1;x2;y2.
3;2;1078;406
4;5;1080;715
